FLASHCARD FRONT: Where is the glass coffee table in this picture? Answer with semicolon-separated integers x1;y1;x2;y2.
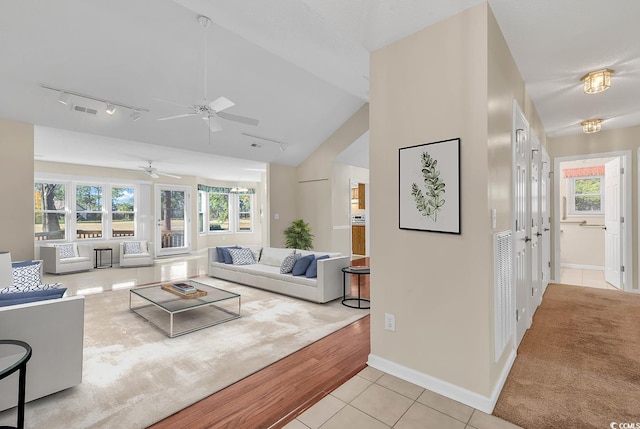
129;280;241;337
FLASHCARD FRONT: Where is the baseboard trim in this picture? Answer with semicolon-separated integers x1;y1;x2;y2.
368;350;516;414
560;263;604;271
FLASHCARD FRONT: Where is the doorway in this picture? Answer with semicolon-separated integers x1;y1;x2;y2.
554;152;631;291
155;185;190;257
350;181;369;257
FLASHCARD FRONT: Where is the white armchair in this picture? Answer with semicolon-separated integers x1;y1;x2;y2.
119;241;153;268
41;243;93;274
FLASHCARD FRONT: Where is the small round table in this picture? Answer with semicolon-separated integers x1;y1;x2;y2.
0;340;32;429
341;266;370;309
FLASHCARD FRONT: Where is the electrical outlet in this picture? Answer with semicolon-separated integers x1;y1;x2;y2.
384;313;395;332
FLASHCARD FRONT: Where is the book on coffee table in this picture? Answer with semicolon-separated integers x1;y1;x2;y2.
172;283;197;293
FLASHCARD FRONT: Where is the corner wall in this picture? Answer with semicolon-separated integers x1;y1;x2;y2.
0;119;34;260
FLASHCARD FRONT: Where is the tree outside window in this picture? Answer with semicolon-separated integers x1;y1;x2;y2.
209;193;229;232
34;182;66;241
76;185;103;239
112;187;135;238
571;177;603;214
238;194;252;232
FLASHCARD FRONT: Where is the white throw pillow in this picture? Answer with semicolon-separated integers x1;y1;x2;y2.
123;241;143;255
259;247;295;267
56;243;76;259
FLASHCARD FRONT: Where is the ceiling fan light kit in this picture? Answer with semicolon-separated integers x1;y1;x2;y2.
581;68;614;94
581;119;602;134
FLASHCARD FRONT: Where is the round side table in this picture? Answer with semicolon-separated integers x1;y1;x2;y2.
0;340;32;429
341;266;370;309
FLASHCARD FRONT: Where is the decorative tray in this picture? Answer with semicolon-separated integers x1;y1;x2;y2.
161;284;208;299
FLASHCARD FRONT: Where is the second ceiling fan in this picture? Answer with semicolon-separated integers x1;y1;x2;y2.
156;15;259;133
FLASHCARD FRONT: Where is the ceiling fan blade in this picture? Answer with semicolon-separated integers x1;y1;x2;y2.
217;111;259;126
157;113;198;121
157;172;182;179
148;171;160;179
208;96;235;113
204;115;223;132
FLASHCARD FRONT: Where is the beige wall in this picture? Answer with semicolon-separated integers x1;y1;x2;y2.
267;163;298;248
548;124;640;290
370;3;494;398
0;119;34;261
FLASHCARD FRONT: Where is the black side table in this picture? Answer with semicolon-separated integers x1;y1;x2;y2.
341;266;370;309
0;339;32;429
94;247;113;269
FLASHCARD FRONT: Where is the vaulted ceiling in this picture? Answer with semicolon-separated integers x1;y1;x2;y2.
1;1;638;181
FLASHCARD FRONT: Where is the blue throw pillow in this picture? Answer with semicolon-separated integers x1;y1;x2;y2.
221;246;239;264
0;288;67;307
216;246;238;263
292;254;314;276
305;255;330;278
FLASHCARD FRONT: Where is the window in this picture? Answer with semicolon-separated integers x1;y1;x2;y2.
209;193;230;232
237;194;253;232
112;187;135;238
34;182;66;241
570;176;603;215
76;185;104;239
197;190;206;234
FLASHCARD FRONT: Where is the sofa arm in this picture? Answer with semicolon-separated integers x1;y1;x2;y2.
208;247;220;264
40;246;60;273
317;256;351;303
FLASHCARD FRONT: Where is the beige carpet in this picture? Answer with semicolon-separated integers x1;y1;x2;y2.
0;277;368;428
493;283;640;429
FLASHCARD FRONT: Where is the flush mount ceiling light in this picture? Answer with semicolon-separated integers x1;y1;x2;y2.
581;69;614;94
41;84;149;119
581;119;603;134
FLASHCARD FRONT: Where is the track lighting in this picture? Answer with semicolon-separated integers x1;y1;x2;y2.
41;85;149;119
58;91;71;105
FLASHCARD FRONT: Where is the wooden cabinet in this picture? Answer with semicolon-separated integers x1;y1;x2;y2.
352;225;366;255
357;183;365;209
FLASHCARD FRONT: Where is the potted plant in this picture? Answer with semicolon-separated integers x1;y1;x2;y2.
284;219;314;250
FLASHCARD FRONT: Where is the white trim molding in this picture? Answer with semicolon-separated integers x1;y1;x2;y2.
368;350;517;414
560;263;604;271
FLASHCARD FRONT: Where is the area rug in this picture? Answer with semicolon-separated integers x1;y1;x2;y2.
493;283;640;429
0;277;368;428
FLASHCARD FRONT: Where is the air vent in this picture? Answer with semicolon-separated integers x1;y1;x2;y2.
72;105;98;115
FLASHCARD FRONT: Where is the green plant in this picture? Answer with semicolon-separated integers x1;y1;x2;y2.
284;219;314;250
411;151;446;222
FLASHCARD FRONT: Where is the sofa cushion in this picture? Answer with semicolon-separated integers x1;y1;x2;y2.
306;255;330;278
216;246;239;264
56;243;77;259
212;263;318;287
292;254;314;276
280;254;300;274
123;241;142;254
228;248;255;265
260;247;295;267
297;250;341;259
11;260;42;290
0;287;67;307
59;256;91;265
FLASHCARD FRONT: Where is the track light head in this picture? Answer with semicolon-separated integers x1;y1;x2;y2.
58;91;71;105
130;110;141;121
105;104;117;115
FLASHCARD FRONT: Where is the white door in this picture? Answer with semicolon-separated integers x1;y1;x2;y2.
540;148;551;296
604;158;622;289
513;103;530;346
155;185;190;257
529;134;541;316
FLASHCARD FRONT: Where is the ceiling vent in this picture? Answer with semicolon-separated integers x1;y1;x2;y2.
72;104;98;115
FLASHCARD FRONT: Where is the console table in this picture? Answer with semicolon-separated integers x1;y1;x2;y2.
341;266;370;309
0;340;32;429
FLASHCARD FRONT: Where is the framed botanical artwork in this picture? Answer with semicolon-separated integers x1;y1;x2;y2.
399;138;460;234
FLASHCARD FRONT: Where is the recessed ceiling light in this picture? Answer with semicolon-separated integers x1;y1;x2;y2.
581;69;614;94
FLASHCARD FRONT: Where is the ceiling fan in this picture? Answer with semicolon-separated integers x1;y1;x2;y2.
139;161;181;179
155;15;259;133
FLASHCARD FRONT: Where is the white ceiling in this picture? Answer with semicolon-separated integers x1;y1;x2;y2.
1;0;639;181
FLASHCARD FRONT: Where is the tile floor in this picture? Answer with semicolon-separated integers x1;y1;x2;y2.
559;267;618;290
284;367;521;429
43;253;521;429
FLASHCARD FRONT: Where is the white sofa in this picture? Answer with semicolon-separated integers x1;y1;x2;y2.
0;295;85;411
208;246;350;303
119;240;154;267
40;243;93;274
